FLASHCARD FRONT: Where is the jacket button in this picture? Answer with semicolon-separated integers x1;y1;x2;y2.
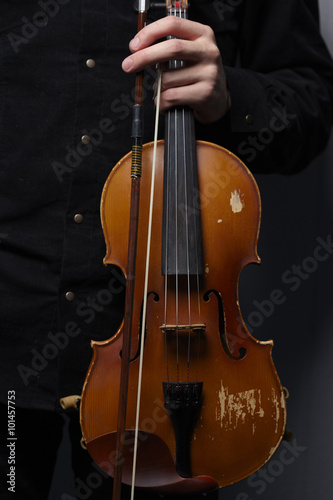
65;291;75;302
245;114;254;124
86;59;96;69
81;135;91;145
74;214;84;224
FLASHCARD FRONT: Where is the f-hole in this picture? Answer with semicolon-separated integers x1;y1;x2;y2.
203;290;246;360
130;291;159;362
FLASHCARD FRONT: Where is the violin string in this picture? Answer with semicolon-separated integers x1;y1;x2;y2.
130;67;162;500
180;0;193;386
188;106;202;387
174;106;180;386
164;111;171;388
195;271;201;387
176;1;188;387
183;0;202;380
165;24;180;386
182;106;192;386
190;119;202;388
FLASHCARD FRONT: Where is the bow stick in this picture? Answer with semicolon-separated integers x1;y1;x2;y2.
112;2;148;500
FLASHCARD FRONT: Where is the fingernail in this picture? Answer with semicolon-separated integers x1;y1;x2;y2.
122;57;133;72
129;36;140;50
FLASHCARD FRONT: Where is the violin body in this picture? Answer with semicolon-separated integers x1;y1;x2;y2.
80;139;286;491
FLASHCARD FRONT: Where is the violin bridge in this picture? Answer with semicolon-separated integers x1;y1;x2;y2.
160;324;206;334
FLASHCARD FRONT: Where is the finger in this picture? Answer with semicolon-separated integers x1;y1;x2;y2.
158;81;227;124
122;17;216;74
122;37;205;73
130;16;208;51
160;63;218;91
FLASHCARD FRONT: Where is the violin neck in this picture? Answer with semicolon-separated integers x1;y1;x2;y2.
162;106;204;276
166;0;188;17
161;1;203;276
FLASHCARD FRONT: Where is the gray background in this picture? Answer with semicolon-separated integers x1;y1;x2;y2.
49;1;333;498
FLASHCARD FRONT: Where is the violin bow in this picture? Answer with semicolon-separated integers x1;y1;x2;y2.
112;2;148;500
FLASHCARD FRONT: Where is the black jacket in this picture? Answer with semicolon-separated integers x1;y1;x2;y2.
0;0;332;410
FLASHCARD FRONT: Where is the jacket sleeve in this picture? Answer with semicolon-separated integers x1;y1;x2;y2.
197;0;333;174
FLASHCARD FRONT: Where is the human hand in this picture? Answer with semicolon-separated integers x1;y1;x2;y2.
122;16;231;124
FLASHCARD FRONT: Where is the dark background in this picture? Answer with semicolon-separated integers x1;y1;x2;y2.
49;2;333;498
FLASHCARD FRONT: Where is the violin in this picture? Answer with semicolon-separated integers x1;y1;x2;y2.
79;0;286;497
